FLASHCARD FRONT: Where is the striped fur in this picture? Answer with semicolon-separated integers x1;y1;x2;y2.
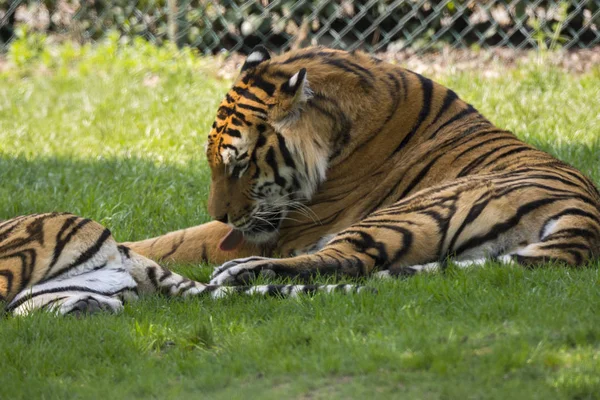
123;46;600;285
0;213;367;316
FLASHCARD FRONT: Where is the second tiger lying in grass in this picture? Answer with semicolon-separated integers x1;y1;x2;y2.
0;213;366;316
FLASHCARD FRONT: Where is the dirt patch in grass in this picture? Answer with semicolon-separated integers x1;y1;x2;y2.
214;46;600;80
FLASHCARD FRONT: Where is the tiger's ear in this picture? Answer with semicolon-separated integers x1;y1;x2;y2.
281;68;309;97
270;68;312;128
241;46;271;72
281;68;312;108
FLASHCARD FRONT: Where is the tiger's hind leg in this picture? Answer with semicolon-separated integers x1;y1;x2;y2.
375;207;600;277
210;176;600;284
508;210;599;266
6;242;207;316
5;237;138;316
0;213;143;316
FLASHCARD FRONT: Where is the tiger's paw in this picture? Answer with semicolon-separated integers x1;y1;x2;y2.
63;294;124;316
210;257;278;285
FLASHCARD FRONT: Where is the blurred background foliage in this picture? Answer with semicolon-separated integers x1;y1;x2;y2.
0;1;599;54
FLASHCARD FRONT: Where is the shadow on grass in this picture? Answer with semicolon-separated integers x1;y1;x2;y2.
1;139;598;240
0;153;212;241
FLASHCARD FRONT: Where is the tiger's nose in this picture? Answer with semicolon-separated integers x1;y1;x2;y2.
215;214;228;224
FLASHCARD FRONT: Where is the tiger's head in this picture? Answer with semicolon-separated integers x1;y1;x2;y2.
206;46;327;246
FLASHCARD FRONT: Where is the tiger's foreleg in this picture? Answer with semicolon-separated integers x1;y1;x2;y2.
210;177;600;285
122;221;263;265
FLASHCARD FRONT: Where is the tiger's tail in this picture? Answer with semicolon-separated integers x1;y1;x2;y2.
199;283;372;299
123;246;372;299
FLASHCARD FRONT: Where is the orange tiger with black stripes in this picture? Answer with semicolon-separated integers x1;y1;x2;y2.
126;46;600;285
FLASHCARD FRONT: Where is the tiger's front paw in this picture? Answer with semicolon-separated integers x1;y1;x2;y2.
210;256;278;285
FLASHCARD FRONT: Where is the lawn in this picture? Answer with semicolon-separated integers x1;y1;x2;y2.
1;37;600;399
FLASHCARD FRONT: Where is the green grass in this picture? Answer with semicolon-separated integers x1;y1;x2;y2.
1;38;600;399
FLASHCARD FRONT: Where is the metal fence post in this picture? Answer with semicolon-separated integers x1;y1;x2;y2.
167;0;178;46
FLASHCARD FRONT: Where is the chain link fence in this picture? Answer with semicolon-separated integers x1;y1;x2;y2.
1;1;599;53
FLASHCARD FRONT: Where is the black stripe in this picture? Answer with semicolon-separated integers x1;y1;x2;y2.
399;153;446;198
0;250;35;299
431;89;459;126
545;208;600;226
16;249;37;293
324;58;375;90
0;217;26;242
0;270;14;301
446;193;491;253
492;182;598;209
384;72;402;123
221;144;238;153
249;131;267;176
234;111;252;125
251;75;276;96
224;128;242;138
48;216;89;271
308;94;352;160
428;105;478;139
265;147;286;187
0;215;28;231
454;198;560;255
398;70;409;101
146;266;159;290
393;74;434;154
236;103;267;114
217;105;234;117
232;86;265;104
456;144;525;178
117;245;131;257
0;214;54;253
478;146;534;170
542;228;597;241
160;231;186;260
503;171;587;190
453;135;517;160
278;51;374;89
434;128;508;158
538;242;589;251
554;164;600;196
49;229;113;281
276;133;296;168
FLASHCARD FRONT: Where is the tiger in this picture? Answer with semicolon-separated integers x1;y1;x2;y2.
123;46;600;286
0;213;365;316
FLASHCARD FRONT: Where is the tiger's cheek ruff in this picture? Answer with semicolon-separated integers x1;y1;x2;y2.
281;133;329;201
239;132;324;242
